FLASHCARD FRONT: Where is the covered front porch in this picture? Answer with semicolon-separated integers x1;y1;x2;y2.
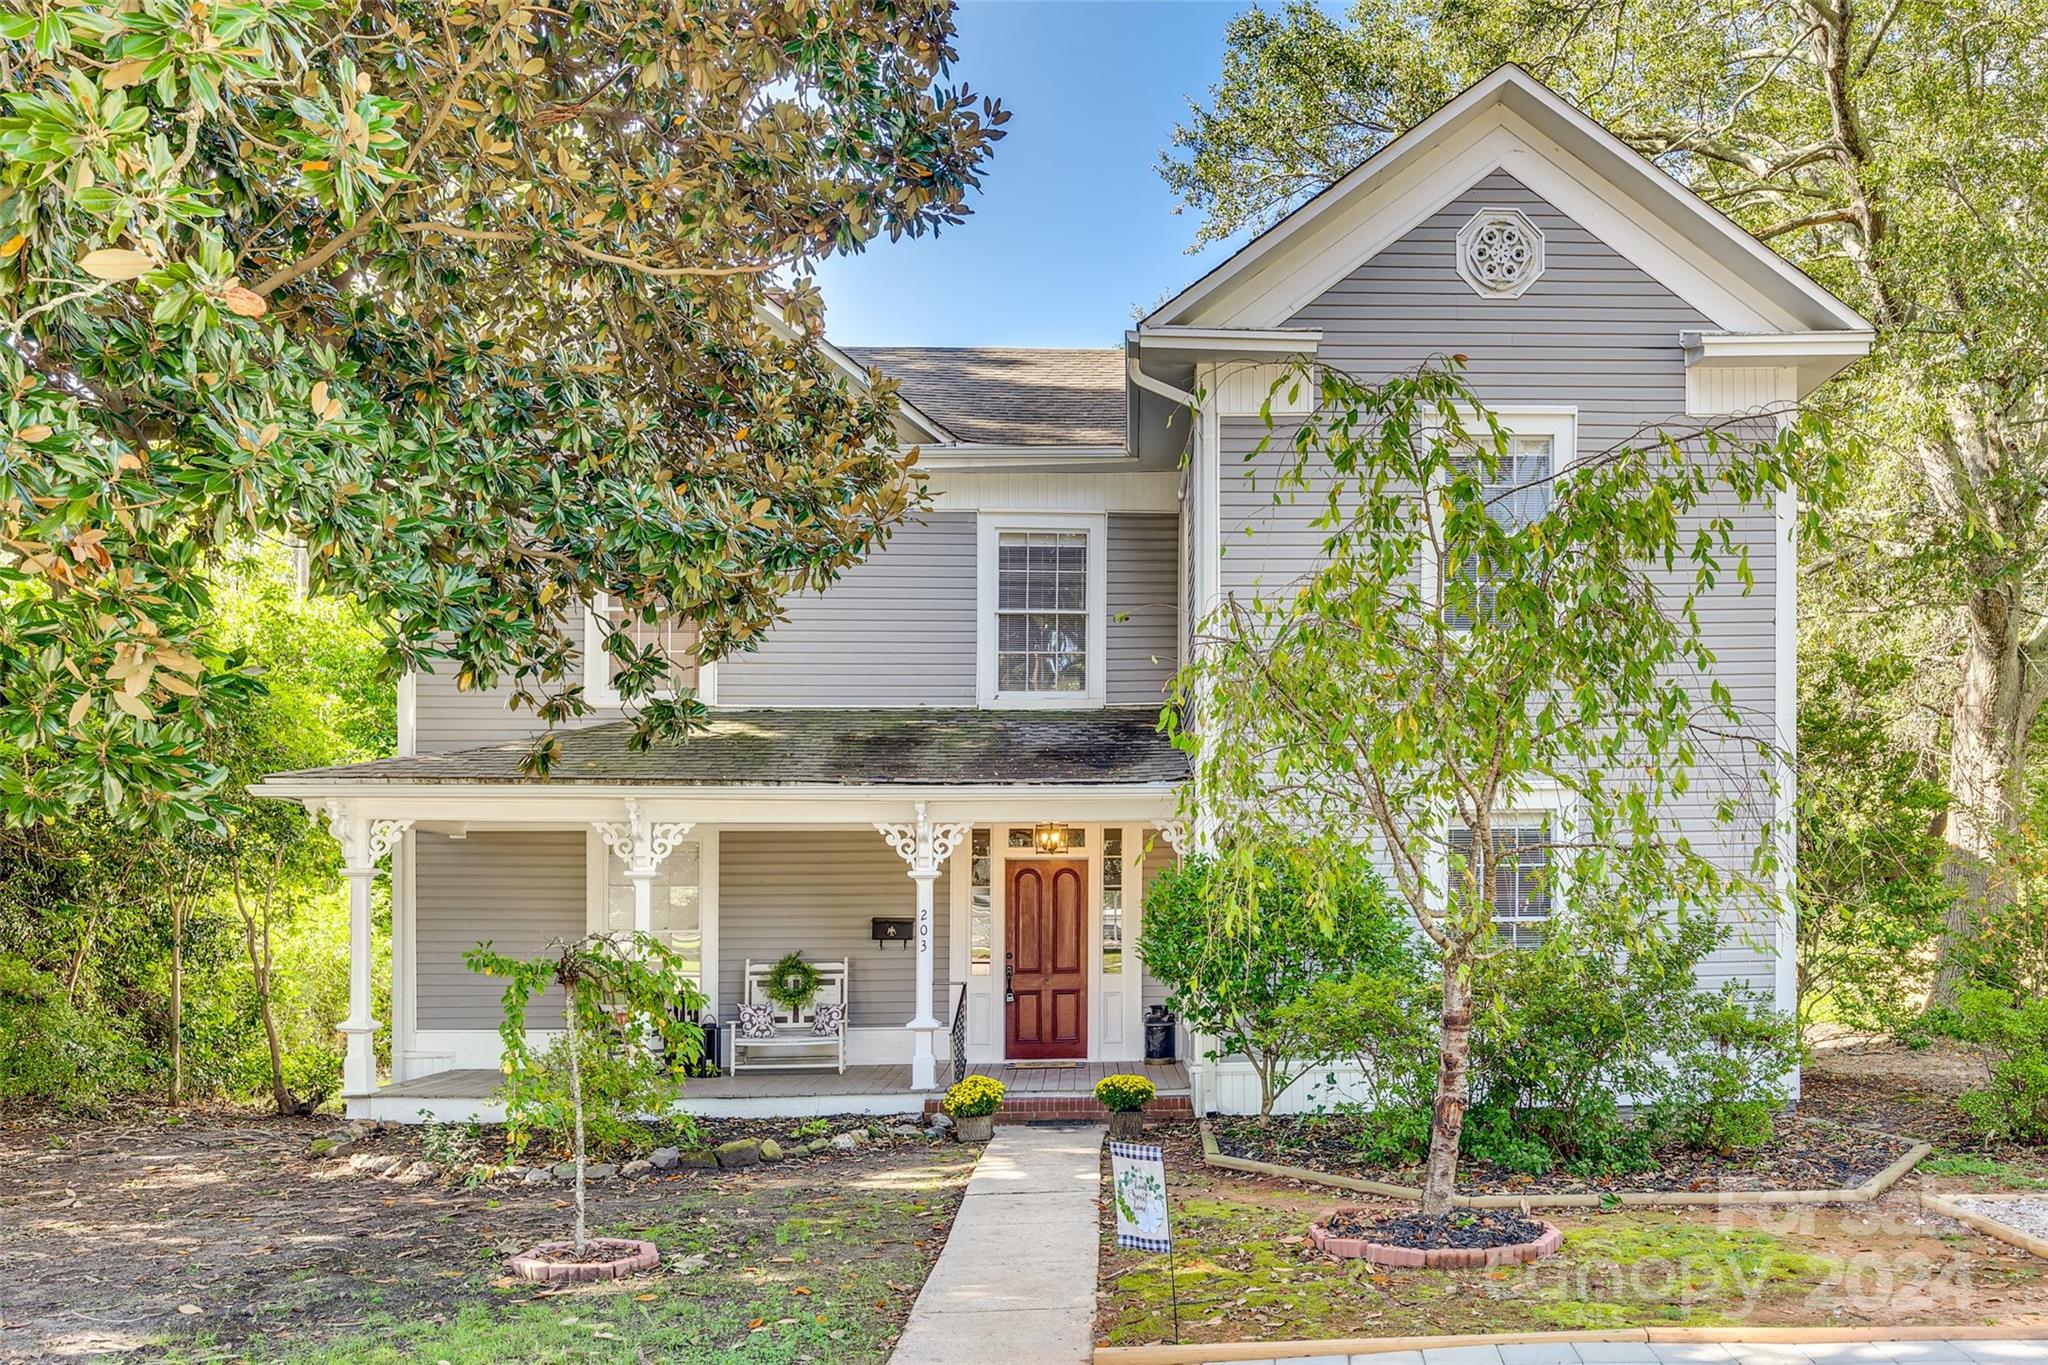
252;708;1190;1122
352;1059;1194;1124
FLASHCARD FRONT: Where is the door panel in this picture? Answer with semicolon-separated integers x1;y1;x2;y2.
1006;860;1088;1059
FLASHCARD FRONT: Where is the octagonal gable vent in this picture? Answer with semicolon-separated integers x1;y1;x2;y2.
1456;208;1544;299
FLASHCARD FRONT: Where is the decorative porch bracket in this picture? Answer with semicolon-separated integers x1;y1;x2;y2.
592;799;695;936
323;800;413;1098
875;803;971;1092
1156;821;1191;857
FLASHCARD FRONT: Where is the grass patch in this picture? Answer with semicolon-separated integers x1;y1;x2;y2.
1921;1153;2048;1190
1098;1164;2048;1347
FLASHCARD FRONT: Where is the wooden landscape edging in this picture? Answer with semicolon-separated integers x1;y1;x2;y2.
1196;1120;1932;1209
1922;1190;2048;1260
1094;1322;2048;1365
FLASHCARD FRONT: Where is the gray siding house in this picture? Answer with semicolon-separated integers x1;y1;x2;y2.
258;67;1871;1122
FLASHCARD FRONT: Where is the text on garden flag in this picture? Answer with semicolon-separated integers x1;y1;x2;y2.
1109;1141;1171;1253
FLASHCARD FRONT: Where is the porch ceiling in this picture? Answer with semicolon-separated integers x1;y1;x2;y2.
260;707;1187;791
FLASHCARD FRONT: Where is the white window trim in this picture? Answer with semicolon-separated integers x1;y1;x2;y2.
975;511;1108;709
583;593;714;708
1423;784;1576;938
1424;408;1578;631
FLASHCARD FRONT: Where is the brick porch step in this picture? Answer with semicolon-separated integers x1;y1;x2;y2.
922;1094;1194;1124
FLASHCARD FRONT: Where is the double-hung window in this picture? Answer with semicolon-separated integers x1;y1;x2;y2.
1447;815;1554;949
1445;418;1568;630
583;593;697;706
977;514;1107;707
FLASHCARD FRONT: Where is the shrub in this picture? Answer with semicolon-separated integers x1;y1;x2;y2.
1949;984;2048;1143
1094;1074;1155;1113
0;955;152;1112
1339;1104;1433;1166
944;1074;1005;1118
1140;845;1420;1122
1458;1104;1559;1176
1280;968;1437;1114
1657;987;1803;1156
1470;911;1720;1128
282;1045;344;1109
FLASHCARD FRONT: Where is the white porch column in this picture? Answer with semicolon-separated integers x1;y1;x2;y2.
323;801;411;1098
593;799;694;937
876;803;971;1091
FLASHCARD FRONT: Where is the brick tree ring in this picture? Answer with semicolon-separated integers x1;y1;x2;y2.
1308;1207;1563;1269
506;1238;661;1283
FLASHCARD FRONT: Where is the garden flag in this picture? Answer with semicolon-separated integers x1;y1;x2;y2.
1108;1141;1172;1253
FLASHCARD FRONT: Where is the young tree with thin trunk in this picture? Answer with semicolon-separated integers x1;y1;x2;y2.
228;836;295;1115
1161;0;2048;1002
469;934;703;1256
1169;361;1832;1213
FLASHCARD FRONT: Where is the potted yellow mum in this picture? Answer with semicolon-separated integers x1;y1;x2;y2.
1094;1073;1155;1140
943;1075;1004;1141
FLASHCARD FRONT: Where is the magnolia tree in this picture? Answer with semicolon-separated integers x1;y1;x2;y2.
1167;360;1836;1214
468;933;702;1256
0;0;1006;831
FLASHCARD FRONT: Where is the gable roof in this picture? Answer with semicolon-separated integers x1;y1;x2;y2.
1145;64;1870;340
845;347;1127;447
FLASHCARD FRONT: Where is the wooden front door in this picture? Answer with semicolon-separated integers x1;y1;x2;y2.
1005;860;1087;1059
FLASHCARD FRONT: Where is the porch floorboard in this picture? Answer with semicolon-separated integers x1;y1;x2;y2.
372;1059;1189;1103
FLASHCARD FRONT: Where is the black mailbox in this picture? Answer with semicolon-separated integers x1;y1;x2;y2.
871;917;914;945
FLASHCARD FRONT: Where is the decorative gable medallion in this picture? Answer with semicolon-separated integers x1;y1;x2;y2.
1456;207;1543;299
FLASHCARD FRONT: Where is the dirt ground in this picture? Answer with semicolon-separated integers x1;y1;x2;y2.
0;1109;973;1363
1806;1025;1993;1098
1096;1046;2048;1348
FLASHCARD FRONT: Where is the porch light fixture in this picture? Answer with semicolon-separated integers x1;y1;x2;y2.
1034;822;1070;854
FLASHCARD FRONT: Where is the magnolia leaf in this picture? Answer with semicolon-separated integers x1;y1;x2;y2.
223;285;267;318
102;56;150;88
78;248;157;281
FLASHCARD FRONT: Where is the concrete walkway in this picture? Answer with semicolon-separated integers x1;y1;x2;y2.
892;1123;1106;1365
1195;1342;2046;1364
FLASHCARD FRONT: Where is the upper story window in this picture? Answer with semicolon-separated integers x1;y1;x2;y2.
976;513;1106;708
1447;815;1554;949
584;594;698;707
998;531;1087;692
1444;414;1572;631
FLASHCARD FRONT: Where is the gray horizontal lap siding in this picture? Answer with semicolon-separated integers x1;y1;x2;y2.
716;514;978;707
415;830;585;1030
413;601;629;755
414;508;1182;733
1216;169;1779;999
718;830;949;1031
1107;513;1179;705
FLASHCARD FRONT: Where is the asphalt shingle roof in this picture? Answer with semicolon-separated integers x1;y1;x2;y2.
269;708;1185;788
846;347;1126;447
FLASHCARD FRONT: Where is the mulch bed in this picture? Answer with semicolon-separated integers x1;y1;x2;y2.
1210;1112;1911;1195
1322;1206;1546;1249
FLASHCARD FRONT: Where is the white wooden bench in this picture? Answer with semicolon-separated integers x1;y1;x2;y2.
729;959;849;1074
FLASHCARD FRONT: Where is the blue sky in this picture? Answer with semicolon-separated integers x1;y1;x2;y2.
811;1;1261;348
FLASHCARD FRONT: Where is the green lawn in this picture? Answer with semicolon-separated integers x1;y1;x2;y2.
1098;1160;2048;1347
